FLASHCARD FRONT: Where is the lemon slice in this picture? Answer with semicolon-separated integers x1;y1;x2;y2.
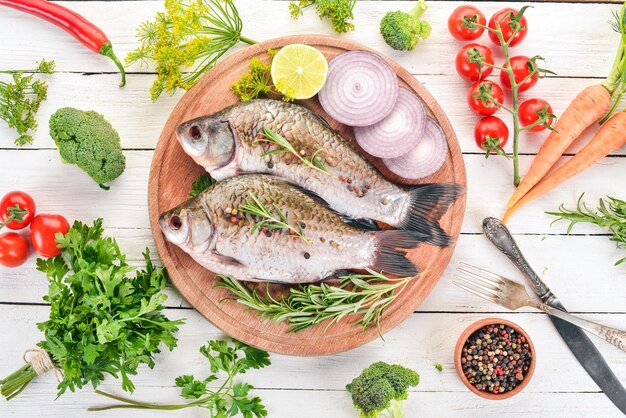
271;44;328;100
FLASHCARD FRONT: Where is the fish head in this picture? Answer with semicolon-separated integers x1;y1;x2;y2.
176;116;236;172
159;199;214;253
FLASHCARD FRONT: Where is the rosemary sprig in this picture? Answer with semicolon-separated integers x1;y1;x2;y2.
256;126;332;176
547;194;626;265
239;191;310;244
216;269;417;333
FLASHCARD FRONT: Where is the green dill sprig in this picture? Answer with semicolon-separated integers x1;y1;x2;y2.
91;339;270;417
189;174;216;198
216;269;416;333
289;0;356;33
0;59;55;146
547;194;626;265
127;0;256;101
256;126;331;176
231;56;295;102
239;191;310;244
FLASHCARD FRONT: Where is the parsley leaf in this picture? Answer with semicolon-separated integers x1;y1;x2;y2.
0;219;184;400
189;174;216;198
91;339;270;417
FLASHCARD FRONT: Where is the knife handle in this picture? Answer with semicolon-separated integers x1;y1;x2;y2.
482;218;552;300
529;301;626;353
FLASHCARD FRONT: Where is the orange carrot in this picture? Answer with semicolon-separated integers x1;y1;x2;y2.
503;111;626;223
506;84;612;210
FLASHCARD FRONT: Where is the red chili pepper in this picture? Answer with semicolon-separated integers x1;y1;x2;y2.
0;0;125;86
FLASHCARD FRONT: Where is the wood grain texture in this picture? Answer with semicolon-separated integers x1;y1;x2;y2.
148;35;466;355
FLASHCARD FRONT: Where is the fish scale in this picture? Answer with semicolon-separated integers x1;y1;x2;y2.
176;99;462;246
159;174;423;284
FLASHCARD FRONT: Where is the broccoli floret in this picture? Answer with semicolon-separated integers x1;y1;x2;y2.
380;0;432;51
346;361;420;418
49;107;125;190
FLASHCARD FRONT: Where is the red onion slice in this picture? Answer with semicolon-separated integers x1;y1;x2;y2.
383;118;448;180
353;88;427;158
318;51;399;127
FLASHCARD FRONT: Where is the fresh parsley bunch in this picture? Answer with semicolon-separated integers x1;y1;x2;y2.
91;339;270;418
0;219;184;400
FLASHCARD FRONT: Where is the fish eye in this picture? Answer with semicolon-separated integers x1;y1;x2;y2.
189;125;202;141
169;215;183;230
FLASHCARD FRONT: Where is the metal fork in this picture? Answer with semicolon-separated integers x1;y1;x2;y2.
454;263;626;353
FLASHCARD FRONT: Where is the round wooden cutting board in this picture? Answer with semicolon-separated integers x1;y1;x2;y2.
148;35;466;356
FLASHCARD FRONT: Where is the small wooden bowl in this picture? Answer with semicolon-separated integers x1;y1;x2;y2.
454;318;536;400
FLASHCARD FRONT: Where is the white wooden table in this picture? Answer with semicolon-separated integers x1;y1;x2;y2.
1;1;625;416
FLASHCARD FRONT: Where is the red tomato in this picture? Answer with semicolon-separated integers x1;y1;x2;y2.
455;44;494;82
474;116;509;154
488;8;528;47
500;56;538;92
30;214;70;258
0;191;36;230
0;232;29;268
519;98;554;132
467;81;505;116
448;5;486;41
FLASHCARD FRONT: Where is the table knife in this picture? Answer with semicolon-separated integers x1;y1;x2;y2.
482;217;626;414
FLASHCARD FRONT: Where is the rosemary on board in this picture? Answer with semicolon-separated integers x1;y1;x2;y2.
216;269;417;333
547;194;626;265
238;191;310;244
256;125;332;176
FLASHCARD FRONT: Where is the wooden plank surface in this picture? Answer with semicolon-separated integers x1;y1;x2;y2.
1;0;626;417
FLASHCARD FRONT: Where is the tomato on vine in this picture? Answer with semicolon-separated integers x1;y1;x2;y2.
0;191;35;230
0;232;29;268
500;56;538;92
448;5;486;41
519;98;555;132
467;81;505;116
455;43;494;82
488;8;528;47
475;116;509;158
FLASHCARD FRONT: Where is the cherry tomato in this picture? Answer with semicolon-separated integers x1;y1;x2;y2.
0;232;29;268
467;81;505;116
455;44;494;82
474;116;509;155
500;56;538;92
488;8;528;47
0;191;36;230
30;214;70;258
519;98;554;132
448;5;486;41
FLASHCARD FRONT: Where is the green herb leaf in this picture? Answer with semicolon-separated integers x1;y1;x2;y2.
216;269;417;334
289;0;356;33
189;174;216;198
0;59;54;146
548;194;626;266
91;340;270;417
0;219;184;400
127;0;256;101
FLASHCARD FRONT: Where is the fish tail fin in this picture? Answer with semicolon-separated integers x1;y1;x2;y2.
398;183;463;247
370;230;425;277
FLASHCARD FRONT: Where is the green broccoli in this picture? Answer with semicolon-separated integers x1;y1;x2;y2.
346;361;420;418
49;108;125;190
380;0;432;51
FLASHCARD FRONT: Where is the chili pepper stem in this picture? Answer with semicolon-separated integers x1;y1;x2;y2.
99;42;126;87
